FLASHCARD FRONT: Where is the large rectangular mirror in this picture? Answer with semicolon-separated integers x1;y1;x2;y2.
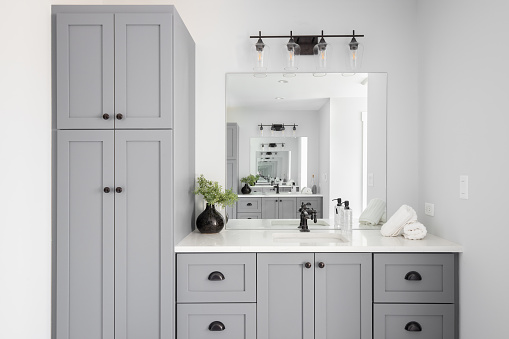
226;73;387;229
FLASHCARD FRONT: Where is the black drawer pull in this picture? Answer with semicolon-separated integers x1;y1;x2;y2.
208;271;225;281
248;218;252;219
208;321;225;331
247;203;252;206
405;271;422;281
405;321;422;332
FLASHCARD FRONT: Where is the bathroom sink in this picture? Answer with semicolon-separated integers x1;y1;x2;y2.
271;219;330;226
272;232;347;243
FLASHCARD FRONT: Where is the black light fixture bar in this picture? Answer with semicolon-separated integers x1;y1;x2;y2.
259;123;298;131
251;30;364;55
249;33;364;39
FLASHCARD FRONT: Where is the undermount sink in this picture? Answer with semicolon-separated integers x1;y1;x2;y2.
271;219;330;226
272;232;347;243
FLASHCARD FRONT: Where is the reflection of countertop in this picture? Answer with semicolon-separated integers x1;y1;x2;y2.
175;228;463;253
238;193;324;198
225;218;377;230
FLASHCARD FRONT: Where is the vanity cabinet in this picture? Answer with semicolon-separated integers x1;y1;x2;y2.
373;254;456;338
261;197;297;219
176;253;257;339
297;197;323;218
257;253;372;339
226;123;239;218
56;11;173;129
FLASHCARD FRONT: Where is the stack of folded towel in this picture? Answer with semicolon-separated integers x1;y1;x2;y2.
359;198;386;226
380;205;427;240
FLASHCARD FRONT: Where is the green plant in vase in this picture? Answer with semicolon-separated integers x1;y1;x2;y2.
194;175;238;233
240;174;260;194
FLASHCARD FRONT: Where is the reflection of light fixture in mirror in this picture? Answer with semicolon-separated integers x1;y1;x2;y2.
258;123;298;136
347;30;364;70
275;97;284;100
313;31;329;71
283;73;296;78
252;31;269;72
293;124;297;137
278;80;288;84
259;124;264;136
284;31;300;71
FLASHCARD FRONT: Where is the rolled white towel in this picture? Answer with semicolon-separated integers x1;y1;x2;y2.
380;205;417;237
359;198;386;226
403;222;428;240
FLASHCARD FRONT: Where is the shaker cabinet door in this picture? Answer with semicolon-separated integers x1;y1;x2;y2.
278;197;297;219
257;253;315;339
115;13;173;129
315;253;373;339
56;14;114;129
56;130;115;339
114;130;173;339
261;198;278;219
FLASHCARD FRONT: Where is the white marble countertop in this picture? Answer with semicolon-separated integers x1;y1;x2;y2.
175;229;463;253
238;193;324;198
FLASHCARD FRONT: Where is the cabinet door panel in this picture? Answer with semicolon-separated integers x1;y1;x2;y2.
315;253;372;339
226;159;237;218
57;130;114;339
279;197;297;219
115;13;173;129
56;14;114;129
257;253;314;339
114;130;173;339
226;123;238;159
261;198;278;219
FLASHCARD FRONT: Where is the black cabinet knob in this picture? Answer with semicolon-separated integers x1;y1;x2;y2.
102;113;110;120
115;187;123;193
280;199;282;202
116;113;123;120
305;262;312;269
208;271;225;281
247;203;252;206
405;271;422;281
405;321;422;332
318;262;325;268
208;321;225;331
103;187;111;193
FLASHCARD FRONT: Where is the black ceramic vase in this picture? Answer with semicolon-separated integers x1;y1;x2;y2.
241;183;251;194
196;204;225;233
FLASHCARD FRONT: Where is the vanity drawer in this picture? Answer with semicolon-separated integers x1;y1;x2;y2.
237;212;261;219
297;197;323;213
177;303;256;339
374;253;454;303
237;198;262;212
177;253;256;302
374;304;454;339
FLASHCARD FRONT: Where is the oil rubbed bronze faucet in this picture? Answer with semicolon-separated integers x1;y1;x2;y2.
298;202;317;232
273;183;280;194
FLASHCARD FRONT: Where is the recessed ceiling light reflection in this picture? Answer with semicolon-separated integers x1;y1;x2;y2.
278;80;288;84
275;97;284;100
283;73;296;78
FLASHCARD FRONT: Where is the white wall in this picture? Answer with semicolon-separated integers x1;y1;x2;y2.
330;98;367;219
0;1;419;338
418;0;509;337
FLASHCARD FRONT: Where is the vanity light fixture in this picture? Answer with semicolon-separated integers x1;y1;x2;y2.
347;30;364;70
250;30;364;71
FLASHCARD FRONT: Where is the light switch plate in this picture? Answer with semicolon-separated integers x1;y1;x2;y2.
460;175;468;199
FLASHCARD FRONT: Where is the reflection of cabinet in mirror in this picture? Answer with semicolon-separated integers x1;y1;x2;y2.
226;123;239;218
237;196;323;219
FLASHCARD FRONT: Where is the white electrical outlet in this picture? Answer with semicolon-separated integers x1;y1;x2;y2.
425;203;434;216
460;175;468;199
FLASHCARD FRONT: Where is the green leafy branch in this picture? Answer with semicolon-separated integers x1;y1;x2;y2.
194;174;238;209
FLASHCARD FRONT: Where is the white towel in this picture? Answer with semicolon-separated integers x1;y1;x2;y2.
403;222;427;240
359;198;386;226
380;205;417;237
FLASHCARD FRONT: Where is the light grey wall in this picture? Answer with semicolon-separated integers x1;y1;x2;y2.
417;0;509;337
1;1;419;338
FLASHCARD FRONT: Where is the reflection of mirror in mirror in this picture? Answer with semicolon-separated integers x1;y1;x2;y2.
226;73;387;227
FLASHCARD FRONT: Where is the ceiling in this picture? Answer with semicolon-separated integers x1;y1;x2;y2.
226;73;368;111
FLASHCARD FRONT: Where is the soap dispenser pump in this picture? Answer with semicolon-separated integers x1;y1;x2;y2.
332;198;343;229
